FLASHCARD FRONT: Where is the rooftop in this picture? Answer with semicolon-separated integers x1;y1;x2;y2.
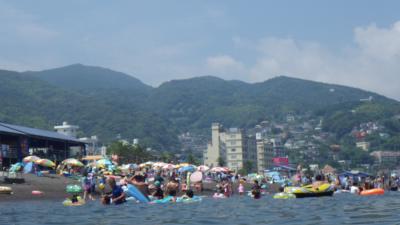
0;122;84;143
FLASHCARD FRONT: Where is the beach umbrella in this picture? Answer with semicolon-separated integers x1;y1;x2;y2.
190;171;203;183
197;165;210;172
178;165;196;173
66;184;83;194
139;161;154;168
96;158;112;167
210;167;229;173
23;155;41;163
61;158;84;167
120;164;138;170
153;162;167;168
162;164;175;170
35;159;55;168
174;162;189;169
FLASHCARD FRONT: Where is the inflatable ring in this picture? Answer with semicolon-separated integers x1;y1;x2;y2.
32;190;43;195
63;198;85;206
0;186;13;194
360;188;384;196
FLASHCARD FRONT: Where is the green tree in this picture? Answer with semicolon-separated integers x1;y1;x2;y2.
238;160;254;175
107;141;152;164
187;153;200;165
217;156;225;167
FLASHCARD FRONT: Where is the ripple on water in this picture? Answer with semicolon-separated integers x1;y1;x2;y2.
1;193;400;225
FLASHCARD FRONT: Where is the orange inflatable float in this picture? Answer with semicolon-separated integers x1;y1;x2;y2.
360;188;384;196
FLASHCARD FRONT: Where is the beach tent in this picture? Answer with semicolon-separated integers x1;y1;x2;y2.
339;171;371;178
338;171;371;185
321;165;336;174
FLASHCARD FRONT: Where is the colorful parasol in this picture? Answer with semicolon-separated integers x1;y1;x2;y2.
23;155;41;163
35;158;55;168
96;158;113;167
162;164;175;170
139;161;154;168
178;165;196;173
210;167;229;173
153;162;167;168
61;158;84;167
197;165;210;172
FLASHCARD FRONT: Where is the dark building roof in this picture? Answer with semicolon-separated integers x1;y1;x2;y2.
0;122;84;144
0;124;25;135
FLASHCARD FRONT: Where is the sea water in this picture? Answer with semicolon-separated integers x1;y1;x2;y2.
1;192;400;225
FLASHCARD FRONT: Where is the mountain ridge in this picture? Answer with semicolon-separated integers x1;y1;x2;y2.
1;64;399;150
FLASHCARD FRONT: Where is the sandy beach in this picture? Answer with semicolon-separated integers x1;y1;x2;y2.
0;173;80;202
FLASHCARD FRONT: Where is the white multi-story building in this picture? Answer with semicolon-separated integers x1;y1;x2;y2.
204;123;226;168
54;121;79;138
204;123;256;172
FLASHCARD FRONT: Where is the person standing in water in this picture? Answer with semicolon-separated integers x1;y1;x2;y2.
106;178;126;205
251;180;261;199
238;179;245;195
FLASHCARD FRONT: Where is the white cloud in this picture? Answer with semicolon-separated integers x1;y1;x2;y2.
206;55;246;79
210;21;400;100
0;2;58;42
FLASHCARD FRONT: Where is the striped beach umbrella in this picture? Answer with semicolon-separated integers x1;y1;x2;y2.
61;158;84;167
162;163;175;170
35;159;55;168
96;158;112;167
197;165;210;172
23;155;41;163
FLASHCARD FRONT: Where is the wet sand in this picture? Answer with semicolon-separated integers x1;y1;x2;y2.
0;173;80;202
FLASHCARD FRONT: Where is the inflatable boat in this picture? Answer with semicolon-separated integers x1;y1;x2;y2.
360;188;384;196
284;183;334;198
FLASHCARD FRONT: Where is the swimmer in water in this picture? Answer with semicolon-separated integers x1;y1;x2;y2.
181;189;194;200
251;180;261;199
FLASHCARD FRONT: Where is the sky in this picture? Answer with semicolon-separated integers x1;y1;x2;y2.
1;0;400;100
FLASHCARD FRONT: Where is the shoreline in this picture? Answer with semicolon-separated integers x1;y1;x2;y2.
0;174;279;203
0;173;80;202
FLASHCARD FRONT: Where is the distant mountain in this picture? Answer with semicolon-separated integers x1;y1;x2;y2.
0;68;178;150
148;75;395;131
25;64;152;92
1;64;399;150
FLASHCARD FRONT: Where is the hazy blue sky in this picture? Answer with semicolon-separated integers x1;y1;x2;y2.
1;0;400;99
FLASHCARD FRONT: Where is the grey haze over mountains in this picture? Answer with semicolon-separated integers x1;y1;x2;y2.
0;64;398;150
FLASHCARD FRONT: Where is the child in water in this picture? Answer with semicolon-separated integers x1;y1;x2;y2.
181;189;194;200
70;194;79;203
151;181;164;200
238;179;245;195
213;185;226;198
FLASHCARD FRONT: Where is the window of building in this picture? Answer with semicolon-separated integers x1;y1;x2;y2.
230;155;237;159
230;148;236;152
230;141;236;145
